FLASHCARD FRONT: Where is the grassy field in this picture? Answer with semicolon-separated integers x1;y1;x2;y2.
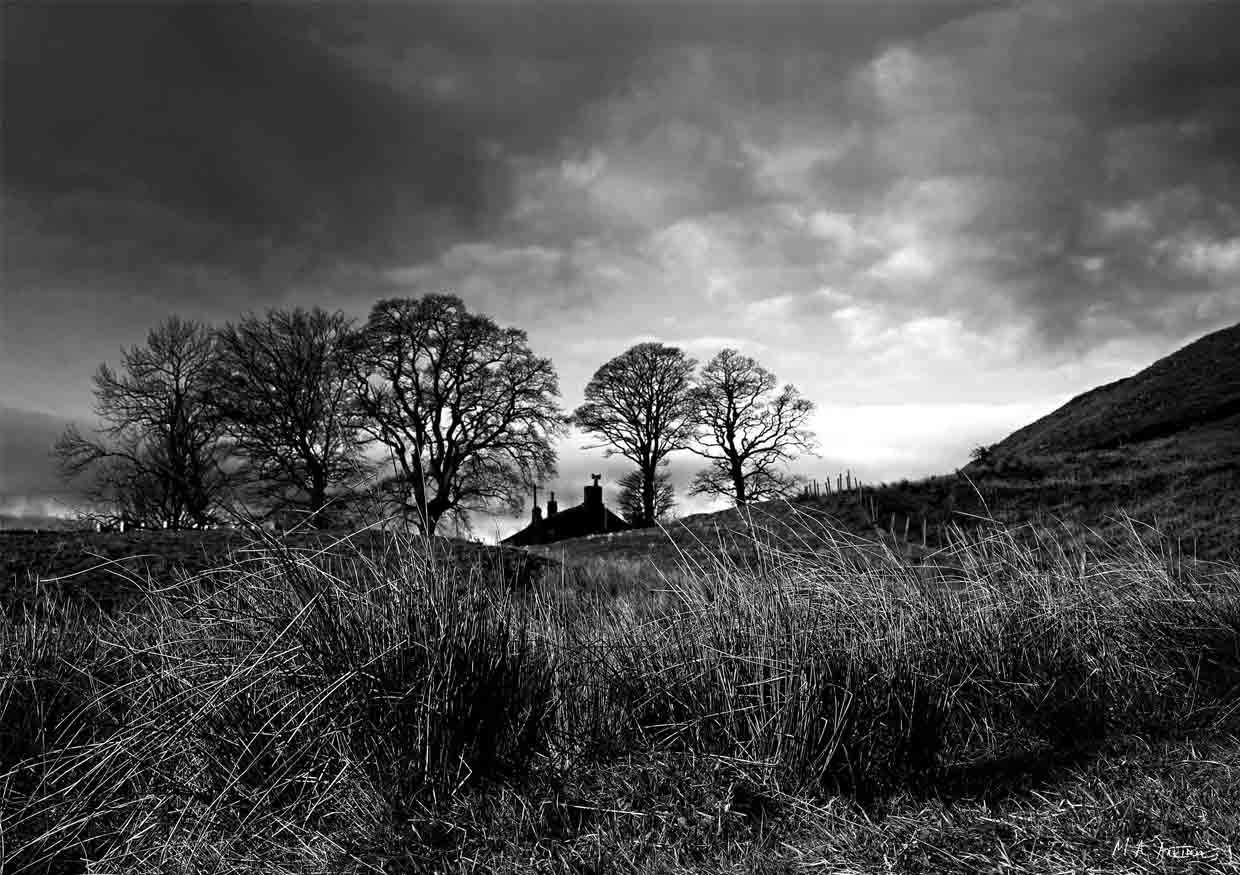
1;527;549;616
3;512;1239;873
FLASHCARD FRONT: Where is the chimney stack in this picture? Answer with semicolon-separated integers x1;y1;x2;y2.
530;484;542;525
584;474;603;511
547;491;558;517
585;474;605;529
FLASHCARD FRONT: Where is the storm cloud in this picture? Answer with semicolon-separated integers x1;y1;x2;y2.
3;2;990;285
4;1;1240;521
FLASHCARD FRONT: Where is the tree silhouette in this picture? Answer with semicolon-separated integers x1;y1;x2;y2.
690;348;816;504
352;295;564;534
616;467;676;526
212;307;368;526
55;316;229;529
572;342;697;527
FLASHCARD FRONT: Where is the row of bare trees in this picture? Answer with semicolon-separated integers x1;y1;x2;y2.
573;343;816;527
58;296;815;534
58;296;561;533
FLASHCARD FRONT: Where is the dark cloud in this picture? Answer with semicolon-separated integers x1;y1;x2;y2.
796;0;1240;347
0;405;77;500
3;4;497;270
1067;4;1240;133
3;1;992;288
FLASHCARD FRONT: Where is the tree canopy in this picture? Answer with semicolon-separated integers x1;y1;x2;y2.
55;316;230;529
353;295;564;534
572;342;697;527
212;307;368;526
690;348;816;504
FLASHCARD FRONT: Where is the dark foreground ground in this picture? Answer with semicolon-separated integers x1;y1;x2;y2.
3;516;1239;873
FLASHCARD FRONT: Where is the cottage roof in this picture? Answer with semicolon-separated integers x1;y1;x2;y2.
502;491;630;547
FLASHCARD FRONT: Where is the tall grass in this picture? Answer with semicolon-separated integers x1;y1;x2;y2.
3;511;1239;872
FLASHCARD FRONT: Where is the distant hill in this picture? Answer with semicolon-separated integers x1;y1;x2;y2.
995;322;1240;455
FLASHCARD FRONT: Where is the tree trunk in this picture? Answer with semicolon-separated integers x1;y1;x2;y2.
732;461;747;506
425;494;452;536
401;453;433;534
308;465;329;528
641;467;657;528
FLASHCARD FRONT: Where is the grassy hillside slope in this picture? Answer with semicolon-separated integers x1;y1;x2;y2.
528;324;1240;569
997;322;1240;455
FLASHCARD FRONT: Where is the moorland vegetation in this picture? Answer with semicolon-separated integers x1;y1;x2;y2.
3;511;1239;873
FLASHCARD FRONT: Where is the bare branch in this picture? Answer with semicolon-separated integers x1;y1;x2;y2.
689;348;817;504
55;317;231;528
352;295;565;534
212;307;370;527
615;466;676;525
572;342;697;526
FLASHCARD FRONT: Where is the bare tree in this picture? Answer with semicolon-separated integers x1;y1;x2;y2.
55;316;229;529
616;467;676;526
689;348;816;504
572;342;697;527
352;295;564;534
212;307;368;526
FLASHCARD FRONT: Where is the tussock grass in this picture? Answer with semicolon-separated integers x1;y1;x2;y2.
3;510;1239;872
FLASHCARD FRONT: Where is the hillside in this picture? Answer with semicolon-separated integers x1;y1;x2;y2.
527;324;1240;568
954;321;1240;558
996;322;1240;455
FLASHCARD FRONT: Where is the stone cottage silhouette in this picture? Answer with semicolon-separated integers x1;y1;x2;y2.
502;474;629;546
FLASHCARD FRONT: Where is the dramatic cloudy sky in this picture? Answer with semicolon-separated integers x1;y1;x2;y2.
3;1;1239;533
